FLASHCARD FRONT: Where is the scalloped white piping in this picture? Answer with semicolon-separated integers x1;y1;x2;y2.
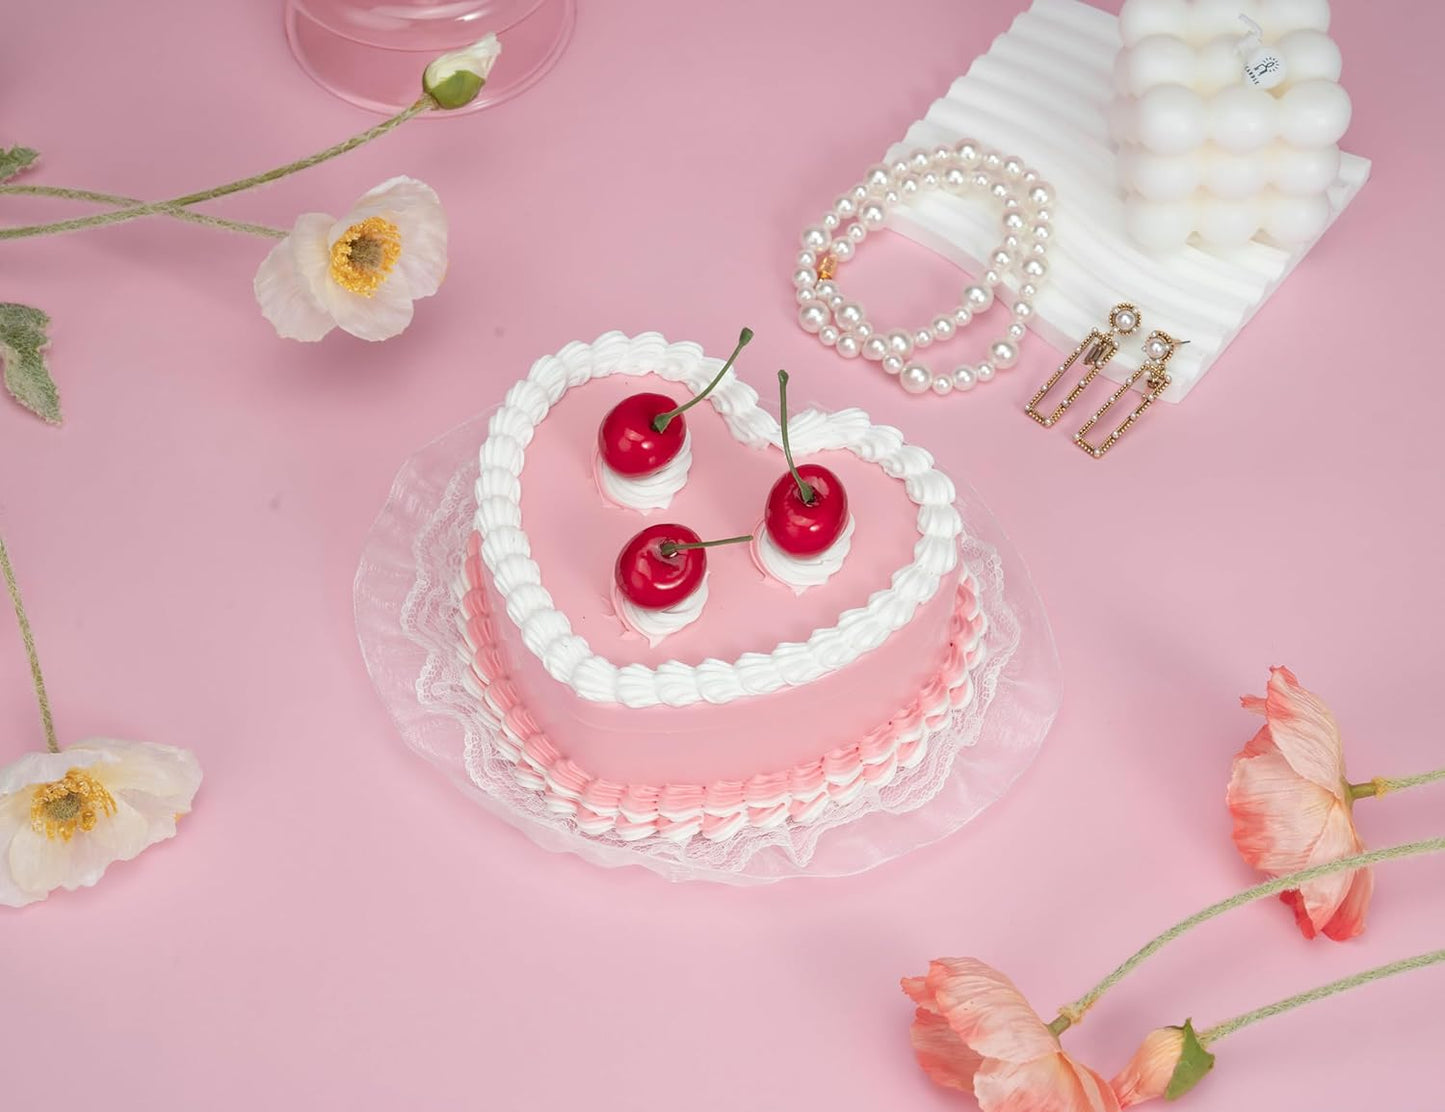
611;575;708;647
473;331;962;711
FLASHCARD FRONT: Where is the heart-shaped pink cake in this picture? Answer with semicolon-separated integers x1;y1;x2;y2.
460;332;988;844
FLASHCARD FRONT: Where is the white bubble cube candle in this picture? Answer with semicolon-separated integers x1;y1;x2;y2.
1112;0;1351;251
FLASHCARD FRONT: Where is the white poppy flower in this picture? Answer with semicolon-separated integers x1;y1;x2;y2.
424;33;502;109
253;176;447;343
0;739;202;908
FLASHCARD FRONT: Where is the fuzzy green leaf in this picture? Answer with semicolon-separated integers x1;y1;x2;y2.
1165;1021;1216;1101
0;146;39;182
0;303;61;425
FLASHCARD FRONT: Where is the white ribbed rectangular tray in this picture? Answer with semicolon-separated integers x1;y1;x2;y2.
883;0;1370;402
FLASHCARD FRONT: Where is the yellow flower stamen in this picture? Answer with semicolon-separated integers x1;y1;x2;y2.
328;216;402;297
30;769;117;842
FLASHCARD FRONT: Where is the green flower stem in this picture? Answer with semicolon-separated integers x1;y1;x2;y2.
1198;948;1445;1046
0;184;286;238
1053;837;1445;1030
1351;766;1445;800
0;534;59;754
0;95;434;241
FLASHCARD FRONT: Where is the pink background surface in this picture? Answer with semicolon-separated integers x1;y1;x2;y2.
3;1;1442;1108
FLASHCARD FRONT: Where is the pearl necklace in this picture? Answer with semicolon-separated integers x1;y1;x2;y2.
792;140;1053;396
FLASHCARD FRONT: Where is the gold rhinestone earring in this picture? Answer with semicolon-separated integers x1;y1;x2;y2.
1025;304;1140;428
1073;330;1182;459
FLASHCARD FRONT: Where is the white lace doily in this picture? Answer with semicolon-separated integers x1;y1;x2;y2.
354;413;1061;884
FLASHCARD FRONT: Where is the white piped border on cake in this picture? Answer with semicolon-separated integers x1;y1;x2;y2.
473;331;963;711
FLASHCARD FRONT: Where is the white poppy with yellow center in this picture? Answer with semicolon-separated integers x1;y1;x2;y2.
0;739;202;908
254;175;448;342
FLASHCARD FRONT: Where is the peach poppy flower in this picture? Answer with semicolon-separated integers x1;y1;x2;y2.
1110;1023;1215;1107
1227;666;1372;941
902;957;1121;1111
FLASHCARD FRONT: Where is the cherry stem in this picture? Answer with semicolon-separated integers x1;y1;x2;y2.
653;327;754;432
658;534;753;558
777;370;815;505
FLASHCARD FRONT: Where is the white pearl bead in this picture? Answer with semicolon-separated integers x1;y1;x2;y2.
796;286;819;306
1019;283;1039;300
819;324;840;347
1023;257;1047;280
1028;183;1054;208
1034;207;1052;226
963;284;994;312
865;164;891;190
990;340;1019;369
859;201;886;229
798;301;829;333
953;306;974;328
990;181;1011;201
815;280;839;302
975;361;996;383
1004;211;1026;232
953;366;977;391
885;330;914;358
881;354;904;376
793;267;818;289
1013;301;1035;321
912;328;933;349
990;249;1013;270
854;321;873;340
882;188;901;206
836;334;861;359
943;167;968;191
797;249;817;269
1031;223;1051;243
930;373;955;396
910;150;932;172
1003;156;1026;180
846;222;866;243
920;170;940;189
983;269;1003;288
835;194;858;219
827;292;844;310
931;315;956;342
822;211;840;231
1003;234;1022;253
889;158;911;178
1007;322;1027;342
862;335;889;361
931;144;954;164
955;140;981;167
972;171;992;190
1145;335;1171;361
1024;169;1038;183
830;239;854;261
850;183;869;204
899;176;921;196
1113;308;1138;333
900;364;932;394
836;301;864;328
982;152;1003;173
802;226;829;251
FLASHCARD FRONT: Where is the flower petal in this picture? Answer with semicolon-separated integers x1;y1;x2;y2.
8;798;153;895
74;739;202;811
342;176;448;299
0;793;42;908
909;1001;985;1093
976;1052;1122;1112
1279;808;1366;939
1228;749;1343;873
0;749;106;795
1259;667;1347;794
1321;864;1373;941
253;214;335;341
318;278;415;342
1111;1028;1184;1108
924;958;1060;1065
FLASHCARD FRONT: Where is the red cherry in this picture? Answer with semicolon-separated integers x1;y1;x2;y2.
614;524;707;610
598;393;687;477
596;327;755;479
764;464;849;556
